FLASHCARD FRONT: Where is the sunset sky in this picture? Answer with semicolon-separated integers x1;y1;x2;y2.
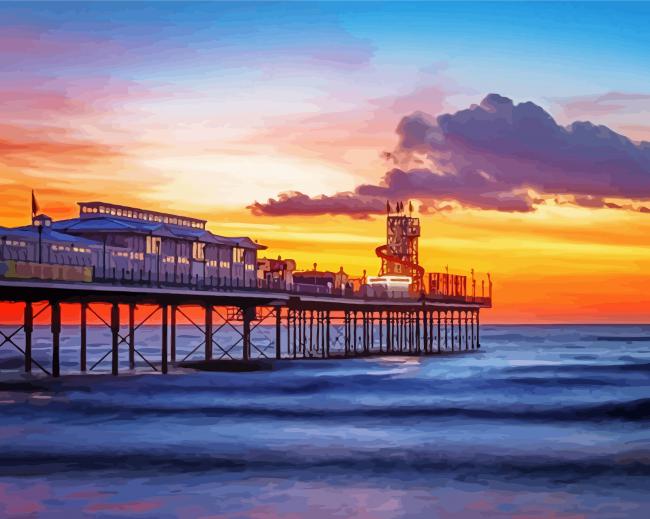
2;2;650;323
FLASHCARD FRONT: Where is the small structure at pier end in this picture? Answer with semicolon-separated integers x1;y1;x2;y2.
0;198;492;378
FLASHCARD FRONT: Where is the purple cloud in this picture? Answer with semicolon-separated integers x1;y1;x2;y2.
250;94;650;217
248;191;385;220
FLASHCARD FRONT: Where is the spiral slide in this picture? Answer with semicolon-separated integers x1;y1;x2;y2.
375;245;425;289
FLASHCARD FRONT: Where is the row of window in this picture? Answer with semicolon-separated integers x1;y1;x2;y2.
3;240;27;247
109;251;145;260
162;256;191;264
81;205;205;229
144;237;248;263
207;260;232;269
52;245;91;253
4;240;252;267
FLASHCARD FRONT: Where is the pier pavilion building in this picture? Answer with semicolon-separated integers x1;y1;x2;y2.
0;202;265;287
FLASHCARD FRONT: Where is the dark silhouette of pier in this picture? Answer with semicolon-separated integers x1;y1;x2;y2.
0;198;491;377
0;277;488;377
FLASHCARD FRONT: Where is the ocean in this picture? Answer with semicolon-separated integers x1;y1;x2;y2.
0;324;648;518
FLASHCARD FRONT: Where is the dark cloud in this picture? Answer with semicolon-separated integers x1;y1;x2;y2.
250;93;650;218
248;191;385;220
357;168;541;212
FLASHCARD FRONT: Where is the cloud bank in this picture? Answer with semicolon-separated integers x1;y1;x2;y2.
250;93;650;217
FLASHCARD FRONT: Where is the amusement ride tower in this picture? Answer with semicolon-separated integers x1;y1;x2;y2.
375;202;425;292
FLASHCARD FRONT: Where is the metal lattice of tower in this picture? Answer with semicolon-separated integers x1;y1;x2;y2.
375;213;424;292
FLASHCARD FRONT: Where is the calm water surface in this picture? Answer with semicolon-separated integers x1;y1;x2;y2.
0;325;648;518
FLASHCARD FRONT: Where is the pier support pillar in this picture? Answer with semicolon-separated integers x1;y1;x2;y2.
80;302;87;372
469;310;476;349
422;309;428;354
299;309;304;358
242;306;254;361
24;302;33;373
352;311;357;355
286;309;291;358
128;303;135;369
275;306;282;360
437;310;441;354
412;312;417;354
342;311;347;356
309;310;314;357
386;311;391;353
395;312;404;353
170;305;176;363
161;304;168;374
292;310;297;359
444;311;448;351
205;305;212;361
51;301;61;377
362;312;367;354
450;311;455;352
459;311;464;350
325;311;331;359
111;303;119;376
476;310;481;349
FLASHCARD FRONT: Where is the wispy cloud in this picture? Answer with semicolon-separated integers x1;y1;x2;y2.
555;91;650;120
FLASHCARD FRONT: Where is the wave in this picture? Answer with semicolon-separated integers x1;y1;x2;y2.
6;397;649;424
1;449;648;484
504;362;650;375
597;336;650;342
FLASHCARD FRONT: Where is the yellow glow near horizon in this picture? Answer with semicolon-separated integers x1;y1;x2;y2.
2;185;649;324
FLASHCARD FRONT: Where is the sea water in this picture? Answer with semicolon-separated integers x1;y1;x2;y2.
0;325;648;518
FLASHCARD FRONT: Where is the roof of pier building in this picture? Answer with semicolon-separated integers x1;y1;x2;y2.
4;225;102;248
48;201;266;250
78;201;207;229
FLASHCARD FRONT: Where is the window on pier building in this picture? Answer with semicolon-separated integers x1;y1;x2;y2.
146;236;162;254
232;247;245;263
193;242;205;261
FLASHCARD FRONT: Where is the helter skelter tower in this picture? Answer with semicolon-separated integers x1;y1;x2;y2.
375;201;425;292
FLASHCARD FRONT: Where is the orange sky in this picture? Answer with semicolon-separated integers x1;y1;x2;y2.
2;191;649;324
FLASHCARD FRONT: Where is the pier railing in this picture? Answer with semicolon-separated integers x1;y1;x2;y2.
95;266;490;305
0;259;492;306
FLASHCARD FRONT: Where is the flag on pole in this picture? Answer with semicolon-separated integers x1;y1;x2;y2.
31;190;40;217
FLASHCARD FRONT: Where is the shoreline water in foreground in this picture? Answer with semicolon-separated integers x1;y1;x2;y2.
0;324;648;518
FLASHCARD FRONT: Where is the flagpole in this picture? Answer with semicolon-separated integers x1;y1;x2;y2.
32;189;43;263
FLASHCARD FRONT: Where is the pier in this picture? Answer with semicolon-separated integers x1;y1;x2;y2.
0;199;491;377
